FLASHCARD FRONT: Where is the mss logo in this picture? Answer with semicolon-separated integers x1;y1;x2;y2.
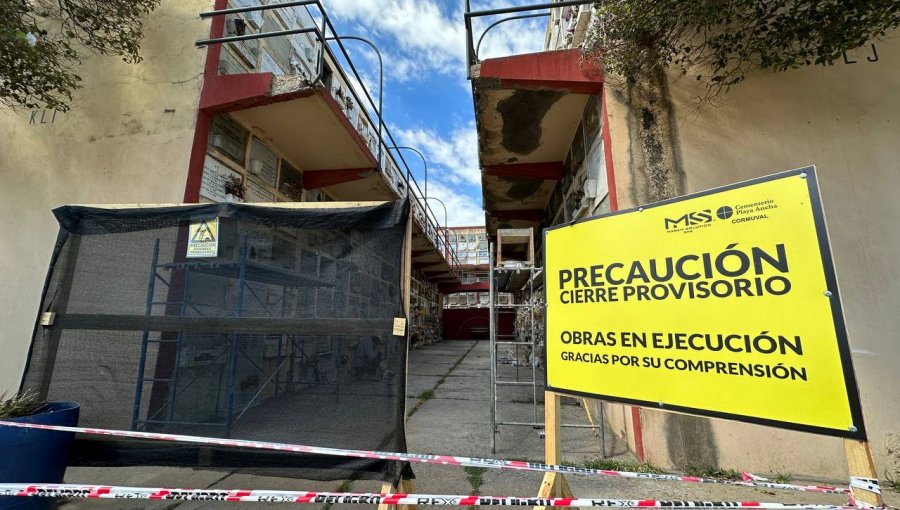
664;209;712;230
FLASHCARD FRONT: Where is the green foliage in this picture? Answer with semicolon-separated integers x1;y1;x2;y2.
773;473;792;484
464;466;487;495
1;0;160;111
583;457;665;474
0;390;47;419
683;465;742;480
584;0;900;96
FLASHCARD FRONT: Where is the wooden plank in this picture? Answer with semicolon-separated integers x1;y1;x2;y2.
844;438;883;507
500;228;533;238
496;228;535;266
528;228;535;266
378;482;394;510
36;234;81;399
534;391;572;510
545;391;561;464
378;478;416;510
401;207;413;434
399;478;416;510
402;207;412;316
581;398;599;435
536;470;573;498
381;204;413;510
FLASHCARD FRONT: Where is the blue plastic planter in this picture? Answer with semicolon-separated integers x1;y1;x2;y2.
0;402;80;510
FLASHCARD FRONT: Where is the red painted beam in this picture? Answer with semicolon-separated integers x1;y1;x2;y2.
200;74;273;113
601;83;619;212
489;209;545;222
184;0;227;202
303;168;373;189
439;282;490;294
477;49;602;94
484;161;563;181
632;406;646;462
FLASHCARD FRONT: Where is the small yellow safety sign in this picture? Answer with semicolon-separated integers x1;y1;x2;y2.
187;218;219;258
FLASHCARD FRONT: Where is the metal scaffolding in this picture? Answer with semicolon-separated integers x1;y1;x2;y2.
488;228;604;454
132;235;335;437
489;229;541;453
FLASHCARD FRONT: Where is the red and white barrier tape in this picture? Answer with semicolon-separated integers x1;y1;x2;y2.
0;484;859;508
0;420;852;496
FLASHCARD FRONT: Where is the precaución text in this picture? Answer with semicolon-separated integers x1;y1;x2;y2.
557;243;790;304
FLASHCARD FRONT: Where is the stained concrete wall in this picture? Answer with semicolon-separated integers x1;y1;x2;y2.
0;1;209;393
603;38;900;480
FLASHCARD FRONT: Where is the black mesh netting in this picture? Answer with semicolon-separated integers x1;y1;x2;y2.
20;200;413;483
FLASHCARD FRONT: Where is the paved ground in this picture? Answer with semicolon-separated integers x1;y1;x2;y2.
57;340;897;509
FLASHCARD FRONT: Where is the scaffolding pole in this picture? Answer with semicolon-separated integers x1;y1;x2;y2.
488;228;602;454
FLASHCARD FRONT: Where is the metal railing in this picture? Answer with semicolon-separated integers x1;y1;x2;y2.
198;0;461;277
463;0;595;76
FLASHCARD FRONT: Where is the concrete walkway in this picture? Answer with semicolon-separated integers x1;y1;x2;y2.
56;340;895;509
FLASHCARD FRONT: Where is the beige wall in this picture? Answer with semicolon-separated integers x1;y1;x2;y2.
605;39;900;480
0;0;209;393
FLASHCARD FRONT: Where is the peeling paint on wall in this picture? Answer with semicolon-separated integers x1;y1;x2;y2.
497;89;564;155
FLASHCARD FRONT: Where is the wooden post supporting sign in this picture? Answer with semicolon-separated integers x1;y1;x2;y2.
380;204;416;510
534;391;573;510
537;171;885;508
844;438;883;507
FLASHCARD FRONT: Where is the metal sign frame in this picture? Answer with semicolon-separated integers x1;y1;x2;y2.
542;166;867;440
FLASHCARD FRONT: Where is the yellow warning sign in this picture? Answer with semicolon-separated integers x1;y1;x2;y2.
544;167;865;439
187;218;219;258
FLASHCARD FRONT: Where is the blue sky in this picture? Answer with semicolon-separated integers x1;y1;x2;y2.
320;0;548;226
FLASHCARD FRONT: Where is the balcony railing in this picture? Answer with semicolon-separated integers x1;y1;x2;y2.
463;0;595;75
200;0;461;277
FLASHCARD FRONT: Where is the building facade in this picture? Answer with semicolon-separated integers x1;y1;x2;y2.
468;2;900;481
442;227;490;340
0;0;458;393
441;226;516;340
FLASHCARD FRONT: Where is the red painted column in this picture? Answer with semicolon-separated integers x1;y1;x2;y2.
183;0;227;202
183;112;212;202
601;84;619;212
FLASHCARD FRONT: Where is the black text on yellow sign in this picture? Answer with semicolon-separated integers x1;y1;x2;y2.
544;167;865;439
187;218;219;258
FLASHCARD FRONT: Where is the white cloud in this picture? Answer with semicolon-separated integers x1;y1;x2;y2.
321;0;463;80
471;2;549;61
422;180;485;227
393;122;484;226
394;123;480;187
320;0;548;82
